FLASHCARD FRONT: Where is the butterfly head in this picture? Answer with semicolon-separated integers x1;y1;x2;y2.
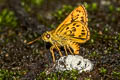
41;31;52;42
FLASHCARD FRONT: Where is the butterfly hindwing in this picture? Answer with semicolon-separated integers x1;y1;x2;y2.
59;21;90;43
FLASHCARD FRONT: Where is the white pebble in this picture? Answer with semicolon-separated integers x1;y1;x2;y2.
55;55;94;73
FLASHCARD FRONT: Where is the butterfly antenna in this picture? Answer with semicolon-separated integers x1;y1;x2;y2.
27;37;41;45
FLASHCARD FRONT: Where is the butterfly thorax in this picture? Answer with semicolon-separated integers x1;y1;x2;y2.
41;30;67;46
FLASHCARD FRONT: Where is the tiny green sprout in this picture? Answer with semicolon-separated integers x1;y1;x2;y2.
90;39;94;44
104;50;108;54
31;0;43;6
49;24;55;29
109;5;114;12
0;9;17;28
116;7;120;12
63;5;72;10
104;27;109;32
99;67;107;75
53;5;73;21
58;10;62;16
118;33;120;40
112;71;120;78
91;3;97;11
47;78;51;80
84;2;89;10
0;15;2;23
70;69;78;79
90;51;98;57
0;69;27;79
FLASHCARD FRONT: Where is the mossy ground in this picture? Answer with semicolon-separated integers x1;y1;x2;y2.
0;0;120;79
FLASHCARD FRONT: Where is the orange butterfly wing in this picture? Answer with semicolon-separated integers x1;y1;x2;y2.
54;5;90;43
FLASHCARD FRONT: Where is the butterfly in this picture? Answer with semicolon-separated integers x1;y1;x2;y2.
28;5;90;62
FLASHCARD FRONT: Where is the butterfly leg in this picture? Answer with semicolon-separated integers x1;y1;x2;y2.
50;46;56;62
64;46;68;56
55;44;63;57
67;45;74;55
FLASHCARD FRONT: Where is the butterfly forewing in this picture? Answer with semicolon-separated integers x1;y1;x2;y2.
58;21;90;43
53;5;90;43
54;5;88;34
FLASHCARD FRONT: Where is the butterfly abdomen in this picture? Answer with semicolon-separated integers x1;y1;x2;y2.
68;41;80;54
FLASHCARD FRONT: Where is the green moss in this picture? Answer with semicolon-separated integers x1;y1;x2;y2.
104;27;109;33
84;2;89;10
36;69;79;80
91;3;97;11
31;0;43;6
0;69;27;79
22;0;43;7
48;24;56;29
89;39;94;44
53;5;73;21
112;71;120;79
89;29;101;44
89;51;99;57
109;5;114;12
118;33;120;41
21;0;44;13
99;67;107;75
84;2;97;11
0;9;18;29
116;7;120;12
21;1;31;12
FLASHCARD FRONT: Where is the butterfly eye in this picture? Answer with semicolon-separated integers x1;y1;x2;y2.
46;34;50;38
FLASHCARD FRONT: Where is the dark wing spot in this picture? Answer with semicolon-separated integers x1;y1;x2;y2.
77;14;79;16
76;10;81;13
82;30;85;32
72;27;76;31
71;18;74;22
71;13;73;17
82;26;84;29
71;13;74;22
73;42;76;44
64;32;67;35
73;37;86;40
73;23;76;26
70;34;75;37
76;25;79;27
81;33;85;35
75;17;78;20
79;38;86;40
70;30;72;34
64;30;72;35
66;27;69;30
81;16;84;19
81;17;84;23
78;35;81;37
